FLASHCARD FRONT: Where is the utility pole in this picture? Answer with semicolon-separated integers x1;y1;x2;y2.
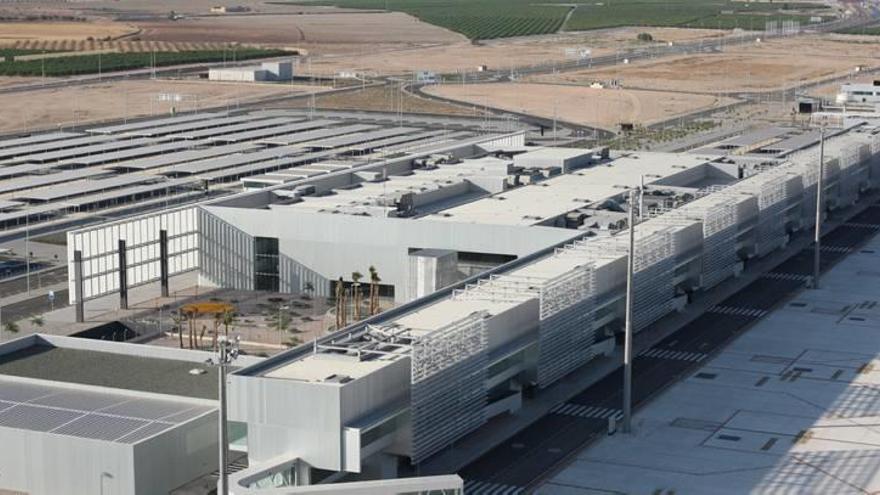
813;126;825;289
214;336;239;495
623;188;636;433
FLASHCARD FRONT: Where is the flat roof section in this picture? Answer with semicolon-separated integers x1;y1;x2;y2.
265;352;402;384
0;377;214;444
432;152;716;226
0;345;220;399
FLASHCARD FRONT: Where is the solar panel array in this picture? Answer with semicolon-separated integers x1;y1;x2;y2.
0;110;481;230
0;379;213;444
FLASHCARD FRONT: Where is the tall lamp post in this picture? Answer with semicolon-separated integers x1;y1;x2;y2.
813;126;826;289
210;335;240;495
622;188;637;433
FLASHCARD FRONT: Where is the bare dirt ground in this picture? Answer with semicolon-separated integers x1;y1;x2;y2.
307;27;733;76
424;82;736;130
0;20;137;42
530;35;880;94
806;73;880;99
0;79;330;134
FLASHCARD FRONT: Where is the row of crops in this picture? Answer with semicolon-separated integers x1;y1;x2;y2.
563;0;828;31
0;48;289;77
288;0;571;39
286;0;832;39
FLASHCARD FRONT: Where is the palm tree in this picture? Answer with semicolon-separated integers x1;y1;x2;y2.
221;308;236;338
335;276;345;328
351;271;363;320
368;266;381;316
170;310;184;349
303;281;315;300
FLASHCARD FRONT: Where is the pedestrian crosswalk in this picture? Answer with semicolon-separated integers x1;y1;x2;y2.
464;480;524;495
843;222;880;230
762;272;811;282
821;245;852;254
639;348;707;362
550;402;624;420
708;305;768;318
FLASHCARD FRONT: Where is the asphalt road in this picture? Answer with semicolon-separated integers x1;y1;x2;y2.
459;200;880;495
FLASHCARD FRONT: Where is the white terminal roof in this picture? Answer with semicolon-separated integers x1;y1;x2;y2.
265;352;401;384
431;152;716;226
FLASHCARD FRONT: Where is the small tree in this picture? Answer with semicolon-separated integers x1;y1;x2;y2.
637;32;654;42
3;321;19;335
29;315;44;328
303;281;315;300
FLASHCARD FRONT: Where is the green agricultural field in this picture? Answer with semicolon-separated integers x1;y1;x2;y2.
284;0;571;39
564;0;827;32
0;48;289;77
284;0;831;39
834;24;880;35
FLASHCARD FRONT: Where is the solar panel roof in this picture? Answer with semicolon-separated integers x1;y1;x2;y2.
168;116;296;140
256;124;378;146
86;112;222;135
105;142;258;171
0;131;81;150
16;174;159;202
302;127;420;150
0;378;213;444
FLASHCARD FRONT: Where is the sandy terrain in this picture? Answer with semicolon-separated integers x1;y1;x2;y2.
424;82;736;130
806;73;880;99
134;12;464;46
0;79;329;134
0;21;137;42
531;35;880;94
307;26;735;76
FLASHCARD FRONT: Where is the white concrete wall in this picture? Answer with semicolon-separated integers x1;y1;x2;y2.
0;427;135;495
200;206;579;301
132;411;219;495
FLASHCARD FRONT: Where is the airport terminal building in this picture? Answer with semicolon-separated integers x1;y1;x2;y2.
58;114;880;491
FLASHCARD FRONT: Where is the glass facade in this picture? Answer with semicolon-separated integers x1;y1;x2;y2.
254;237;279;292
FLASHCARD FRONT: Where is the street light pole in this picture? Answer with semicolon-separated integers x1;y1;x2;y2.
215;336;239;495
813;127;825;289
622;188;637;433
